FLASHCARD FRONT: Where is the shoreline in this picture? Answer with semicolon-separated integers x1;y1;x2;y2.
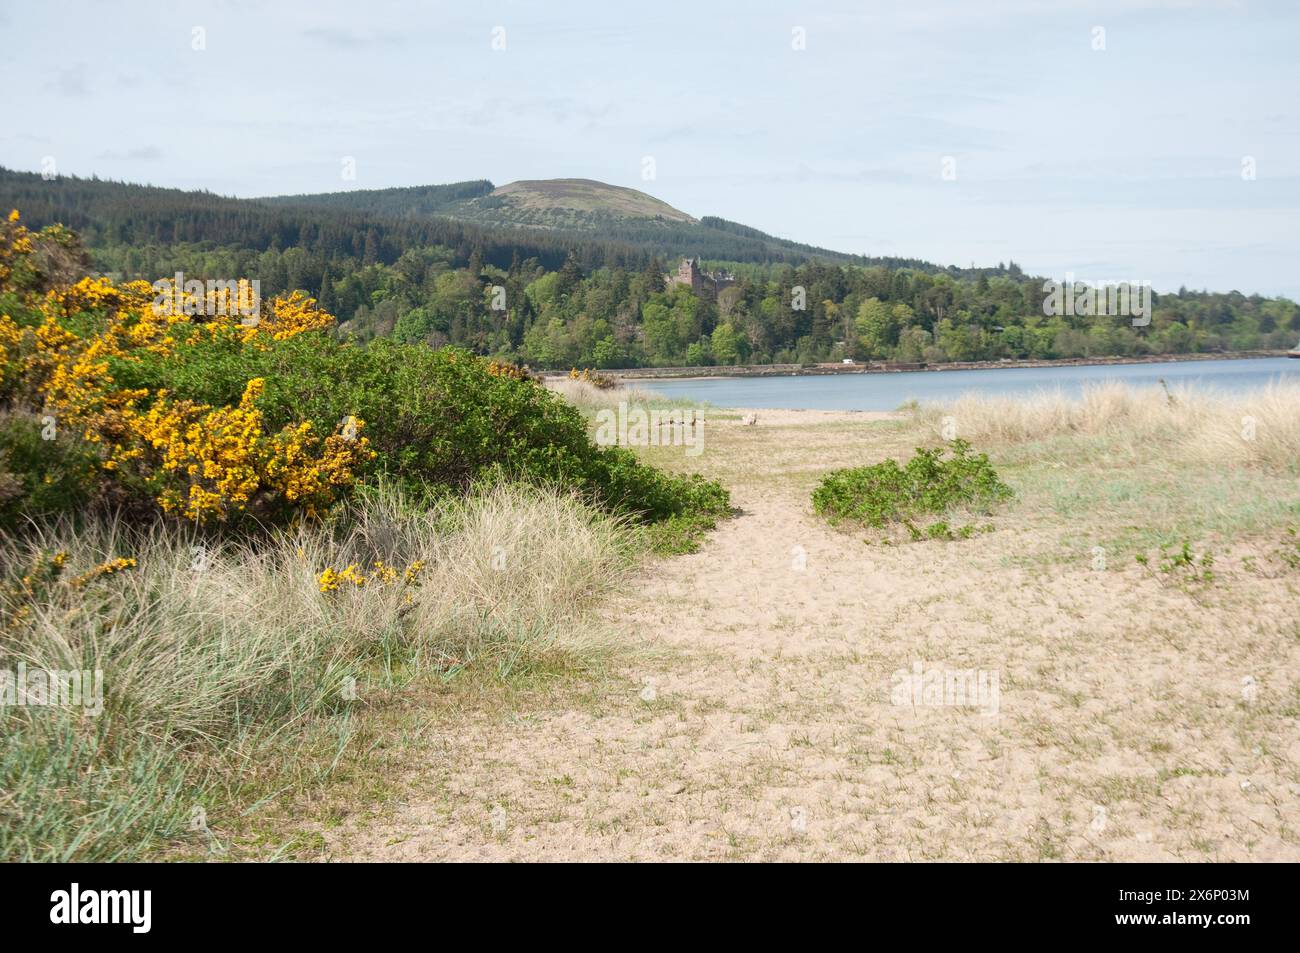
541;350;1293;383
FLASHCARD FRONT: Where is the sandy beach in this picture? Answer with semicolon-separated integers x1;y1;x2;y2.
320;403;1300;861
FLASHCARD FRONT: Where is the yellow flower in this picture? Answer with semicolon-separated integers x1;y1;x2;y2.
3;214;366;525
338;563;366;587
69;557;137;588
319;563;368;592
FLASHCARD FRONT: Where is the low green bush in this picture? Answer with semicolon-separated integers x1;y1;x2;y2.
3;284;728;534
811;439;1012;540
0;413;101;528
117;336;729;527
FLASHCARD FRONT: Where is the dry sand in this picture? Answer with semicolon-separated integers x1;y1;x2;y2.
323;409;1300;861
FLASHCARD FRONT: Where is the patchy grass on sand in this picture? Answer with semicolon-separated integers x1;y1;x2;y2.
288;384;1300;861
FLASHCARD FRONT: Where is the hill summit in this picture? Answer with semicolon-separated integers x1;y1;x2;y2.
486;179;697;223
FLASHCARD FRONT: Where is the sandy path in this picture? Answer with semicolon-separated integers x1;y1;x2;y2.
327;415;1300;861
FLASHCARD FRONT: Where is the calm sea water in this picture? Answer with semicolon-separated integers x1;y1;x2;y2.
635;358;1300;411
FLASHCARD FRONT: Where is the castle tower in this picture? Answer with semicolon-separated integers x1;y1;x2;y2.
667;257;731;296
676;257;702;291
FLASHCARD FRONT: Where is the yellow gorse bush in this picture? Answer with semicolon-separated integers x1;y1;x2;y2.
317;559;427;593
485;359;535;382
0;313;22;389
1;209;373;524
0;208;35;290
258;290;336;341
567;367;617;389
1;548;69;631
122;378;369;521
68;557;137;588
1;550;137;631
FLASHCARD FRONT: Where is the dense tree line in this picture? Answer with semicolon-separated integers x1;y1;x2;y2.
432;259;1298;368
74;237;1298;368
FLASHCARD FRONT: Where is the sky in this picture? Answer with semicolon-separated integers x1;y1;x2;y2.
2;0;1298;297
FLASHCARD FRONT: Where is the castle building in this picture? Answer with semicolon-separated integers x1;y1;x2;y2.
665;257;735;297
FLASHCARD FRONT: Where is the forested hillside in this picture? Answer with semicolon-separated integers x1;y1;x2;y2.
263;177;878;265
2;167;1296;369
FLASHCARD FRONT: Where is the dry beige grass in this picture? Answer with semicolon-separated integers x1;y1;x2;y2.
1;484;632;860
5;484;629;735
389;483;634;664
910;380;1300;472
542;377;658;409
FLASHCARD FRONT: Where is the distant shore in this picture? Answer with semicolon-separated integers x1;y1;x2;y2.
539;350;1294;383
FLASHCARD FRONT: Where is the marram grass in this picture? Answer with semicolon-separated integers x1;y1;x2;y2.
909;380;1300;473
0;483;633;861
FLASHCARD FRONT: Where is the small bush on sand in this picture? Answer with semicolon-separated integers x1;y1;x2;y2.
1135;540;1216;588
812;439;1012;540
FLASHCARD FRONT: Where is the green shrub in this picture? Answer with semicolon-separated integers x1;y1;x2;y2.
1136;540;1216;587
0;413;102;532
811;439;1012;539
117;337;728;526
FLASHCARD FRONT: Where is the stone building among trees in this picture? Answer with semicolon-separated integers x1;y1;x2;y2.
666;257;735;297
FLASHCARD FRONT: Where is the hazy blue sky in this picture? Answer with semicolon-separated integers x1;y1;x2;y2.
3;0;1297;296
